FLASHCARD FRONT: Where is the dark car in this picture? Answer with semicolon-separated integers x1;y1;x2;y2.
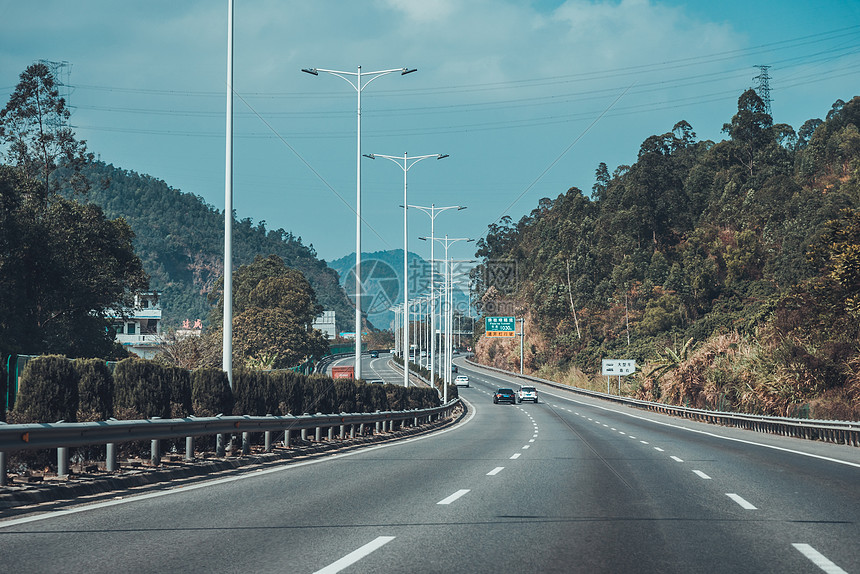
369;350;379;358
493;388;516;404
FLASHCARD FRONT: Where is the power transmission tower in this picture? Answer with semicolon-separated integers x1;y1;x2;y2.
753;64;772;116
38;60;73;126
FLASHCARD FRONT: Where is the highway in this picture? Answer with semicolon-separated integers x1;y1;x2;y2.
1;360;858;573
327;351;402;384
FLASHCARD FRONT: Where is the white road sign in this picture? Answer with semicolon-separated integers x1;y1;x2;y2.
602;359;637;376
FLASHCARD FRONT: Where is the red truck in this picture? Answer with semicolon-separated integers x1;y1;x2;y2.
331;366;355;379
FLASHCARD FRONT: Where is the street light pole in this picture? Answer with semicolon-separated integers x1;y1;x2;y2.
420;235;474;403
302;66;416;380
364;152;447;387
223;0;234;389
409;204;465;394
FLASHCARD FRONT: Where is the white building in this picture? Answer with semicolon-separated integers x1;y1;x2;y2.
313;310;336;340
109;292;162;359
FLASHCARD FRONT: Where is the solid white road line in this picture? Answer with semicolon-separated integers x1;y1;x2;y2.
726;493;757;510
510;453;522;459
670;456;684;462
792;543;848;574
313;536;396;574
692;470;711;479
487;467;504;476
437;489;470;505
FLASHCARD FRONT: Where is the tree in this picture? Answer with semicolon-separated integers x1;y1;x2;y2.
209;255;328;369
0;63;92;204
0;65;149;358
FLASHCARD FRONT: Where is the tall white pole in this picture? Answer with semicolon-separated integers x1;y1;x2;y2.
402;153;409;387
429;210;435;388
354;66;363;380
222;0;234;389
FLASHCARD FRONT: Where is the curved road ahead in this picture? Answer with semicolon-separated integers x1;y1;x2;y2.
1;360;858;573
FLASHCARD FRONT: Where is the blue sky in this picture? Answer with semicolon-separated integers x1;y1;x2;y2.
2;1;859;265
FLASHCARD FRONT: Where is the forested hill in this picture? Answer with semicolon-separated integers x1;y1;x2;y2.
64;161;354;330
475;91;860;419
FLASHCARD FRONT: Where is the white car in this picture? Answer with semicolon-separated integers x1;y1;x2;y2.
454;374;470;387
517;386;538;403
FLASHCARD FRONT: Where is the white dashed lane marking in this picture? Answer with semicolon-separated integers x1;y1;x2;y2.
437;490;470;505
792;543;848;574
726;493;757;510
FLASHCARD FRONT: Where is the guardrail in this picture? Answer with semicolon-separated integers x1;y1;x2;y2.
464;358;860;447
0;400;461;486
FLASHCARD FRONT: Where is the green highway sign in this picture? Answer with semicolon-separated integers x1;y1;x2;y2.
485;316;516;337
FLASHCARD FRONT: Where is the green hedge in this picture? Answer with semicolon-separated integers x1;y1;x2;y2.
13;355;79;423
5;356;440;423
75;358;114;422
114;358;171;419
191;368;233;417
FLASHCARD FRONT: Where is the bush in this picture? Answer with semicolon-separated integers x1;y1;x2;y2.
232;369;272;416
74;358;113;421
13;355;79;423
384;384;408;410
113;358;171;419
165;366;192;417
303;375;336;414
334;379;358;413
191;368;233;417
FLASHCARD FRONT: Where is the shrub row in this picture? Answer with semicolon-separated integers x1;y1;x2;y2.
10;356;440;424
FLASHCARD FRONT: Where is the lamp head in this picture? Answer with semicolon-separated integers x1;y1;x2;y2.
401;68;417;75
301;68;319;76
437;154;449;160
363;153;375;159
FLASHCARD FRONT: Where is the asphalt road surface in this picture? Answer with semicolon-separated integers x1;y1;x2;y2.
1;360;858;573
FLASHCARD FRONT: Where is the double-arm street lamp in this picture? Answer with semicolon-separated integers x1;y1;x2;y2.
363;152;448;387
409;204;465;389
420;235;474;403
301;66;416;380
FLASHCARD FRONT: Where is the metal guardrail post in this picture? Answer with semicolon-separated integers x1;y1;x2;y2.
185;437;194;461
359;423;365;436
339;424;346;439
0;451;7;486
216;434;226;457
242;432;250;455
301;428;307;441
284;429;291;448
350;424;355;438
264;431;272;452
150;439;160;466
327;427;334;440
106;442;117;471
315;427;322;441
57;447;69;477
375;420;381;434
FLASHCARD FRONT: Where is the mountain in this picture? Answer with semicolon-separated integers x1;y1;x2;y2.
328;249;474;331
473;91;860;419
65;161;355;331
